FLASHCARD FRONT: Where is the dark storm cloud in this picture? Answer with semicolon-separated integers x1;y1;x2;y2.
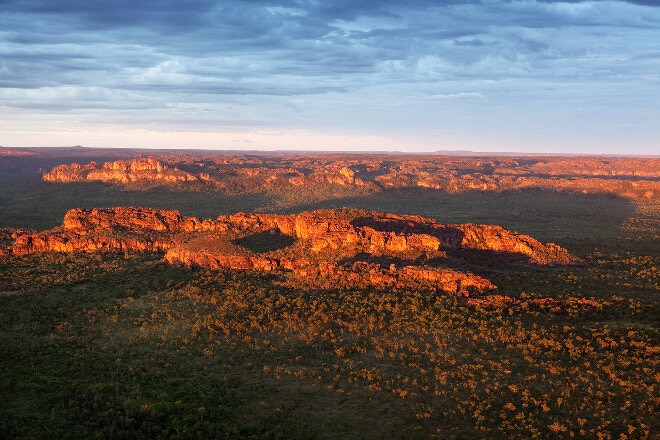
1;1;657;74
1;0;364;98
1;0;216;29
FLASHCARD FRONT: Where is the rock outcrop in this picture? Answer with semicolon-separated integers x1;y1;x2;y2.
42;157;197;185
42;155;659;200
63;207;187;232
11;231;171;256
1;207;579;294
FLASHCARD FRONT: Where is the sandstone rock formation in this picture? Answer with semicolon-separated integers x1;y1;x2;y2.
63;207;187;232
42;157;198;185
1;207;579;295
41;154;659;200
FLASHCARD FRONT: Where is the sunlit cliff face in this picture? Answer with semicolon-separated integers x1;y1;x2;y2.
42;156;659;200
2;206;579;295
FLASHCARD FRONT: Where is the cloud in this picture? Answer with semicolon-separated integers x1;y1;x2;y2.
0;0;658;153
428;92;485;100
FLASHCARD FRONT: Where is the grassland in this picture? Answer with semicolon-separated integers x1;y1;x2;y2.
0;157;658;439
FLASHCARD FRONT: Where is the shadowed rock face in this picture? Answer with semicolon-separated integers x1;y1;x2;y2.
2;207;579;294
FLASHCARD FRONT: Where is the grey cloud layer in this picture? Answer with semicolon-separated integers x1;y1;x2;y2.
3;1;657;81
1;0;659;150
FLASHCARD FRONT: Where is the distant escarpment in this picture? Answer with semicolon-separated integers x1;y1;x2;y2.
41;157;375;193
41;155;659;199
42;157;198;185
2;207;579;295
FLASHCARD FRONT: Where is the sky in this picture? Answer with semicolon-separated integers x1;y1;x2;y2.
1;0;659;154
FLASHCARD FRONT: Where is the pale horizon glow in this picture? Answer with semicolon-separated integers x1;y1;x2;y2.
1;0;659;155
3;128;431;152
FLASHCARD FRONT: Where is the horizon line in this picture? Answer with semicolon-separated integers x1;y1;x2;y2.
2;145;659;159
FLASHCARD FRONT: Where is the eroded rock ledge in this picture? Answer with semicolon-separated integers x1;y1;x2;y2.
2;207;579;294
41;155;659;199
42;158;197;185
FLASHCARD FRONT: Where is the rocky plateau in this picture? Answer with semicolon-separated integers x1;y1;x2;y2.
42;157;198;185
1;207;579;295
39;154;660;199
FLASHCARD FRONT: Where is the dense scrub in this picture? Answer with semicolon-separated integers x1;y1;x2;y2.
1;243;657;438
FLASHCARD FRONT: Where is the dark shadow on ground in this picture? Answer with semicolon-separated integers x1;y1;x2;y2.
233;229;296;254
337;247;543;280
440;248;539;272
0;173;273;230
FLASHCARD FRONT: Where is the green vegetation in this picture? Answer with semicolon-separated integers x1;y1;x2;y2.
0;173;272;230
0;163;658;439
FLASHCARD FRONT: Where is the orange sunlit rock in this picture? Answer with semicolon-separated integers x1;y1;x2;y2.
41;154;660;199
3;207;579;294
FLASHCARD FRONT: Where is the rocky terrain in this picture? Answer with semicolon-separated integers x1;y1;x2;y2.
42;157;198;185
2;207;578;295
38;153;660;199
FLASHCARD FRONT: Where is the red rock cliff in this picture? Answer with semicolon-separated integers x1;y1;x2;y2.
2;207;579;294
43;157;197;184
